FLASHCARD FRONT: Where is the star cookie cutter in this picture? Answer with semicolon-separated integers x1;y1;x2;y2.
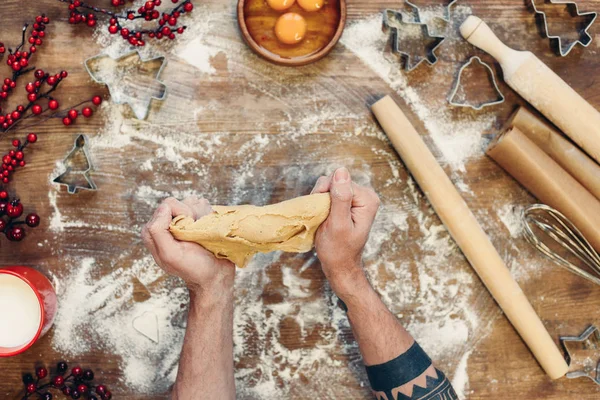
84;50;167;120
560;325;600;385
406;0;459;23
383;9;446;72
531;0;598;56
53;134;97;194
448;56;505;110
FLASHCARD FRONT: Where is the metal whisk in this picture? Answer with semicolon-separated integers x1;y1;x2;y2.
522;204;600;286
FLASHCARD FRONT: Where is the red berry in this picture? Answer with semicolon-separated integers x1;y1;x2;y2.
0;202;6;214
25;82;35;93
47;76;57;85
7;201;23;218
15;151;24;160
87;19;96;27
17;105;24;112
72;366;83;377
32;105;42;114
108;25;119;34
26;383;36;393
104;390;112;400
0;191;6;200
26;213;40;228
12;139;20;147
92;96;102;106
96;385;106;394
27;133;37;143
82;107;93;118
62;117;72;126
48;99;59;110
34;69;44;79
36;367;48;379
61;70;68;78
68;109;78;119
184;2;193;11
62;386;72;395
19;160;25;167
0;219;6;232
28;93;37;102
77;384;88;394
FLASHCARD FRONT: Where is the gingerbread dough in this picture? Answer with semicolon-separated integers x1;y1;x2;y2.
169;193;331;267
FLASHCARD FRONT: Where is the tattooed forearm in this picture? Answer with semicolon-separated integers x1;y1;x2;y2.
367;343;458;400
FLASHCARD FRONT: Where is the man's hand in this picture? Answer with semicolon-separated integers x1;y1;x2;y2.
311;167;380;301
142;196;235;295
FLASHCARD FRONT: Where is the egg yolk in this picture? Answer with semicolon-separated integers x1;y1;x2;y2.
266;0;295;11
297;0;324;12
274;13;307;45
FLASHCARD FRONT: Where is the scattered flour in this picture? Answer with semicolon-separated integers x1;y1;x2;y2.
497;203;525;238
44;2;527;398
452;350;473;399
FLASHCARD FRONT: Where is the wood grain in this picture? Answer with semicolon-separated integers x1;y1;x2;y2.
1;0;600;399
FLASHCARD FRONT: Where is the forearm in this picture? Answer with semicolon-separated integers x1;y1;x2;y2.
339;273;458;400
172;282;236;400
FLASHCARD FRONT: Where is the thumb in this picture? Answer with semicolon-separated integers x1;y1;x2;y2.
329;168;353;227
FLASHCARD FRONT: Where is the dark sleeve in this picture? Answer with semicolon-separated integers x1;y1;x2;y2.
365;342;459;400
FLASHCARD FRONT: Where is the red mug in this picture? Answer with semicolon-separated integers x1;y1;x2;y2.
0;266;57;357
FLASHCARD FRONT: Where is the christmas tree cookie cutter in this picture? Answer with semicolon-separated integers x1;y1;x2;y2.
53;134;97;194
448;56;505;110
560;325;600;386
84;50;167;120
531;0;598;56
383;9;446;72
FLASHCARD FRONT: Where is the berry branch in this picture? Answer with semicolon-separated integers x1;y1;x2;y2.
0;15;103;242
62;0;194;47
21;362;112;400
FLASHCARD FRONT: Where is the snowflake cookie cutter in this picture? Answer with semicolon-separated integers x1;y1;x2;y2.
406;0;459;23
448;56;505;110
84;50;167;120
53;134;97;194
560;325;600;386
531;0;598;56
383;9;446;72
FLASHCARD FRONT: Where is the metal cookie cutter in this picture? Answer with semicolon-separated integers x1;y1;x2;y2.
84;50;167;120
53;135;97;194
406;0;458;23
383;9;446;72
531;0;598;56
560;325;600;386
448;56;505;110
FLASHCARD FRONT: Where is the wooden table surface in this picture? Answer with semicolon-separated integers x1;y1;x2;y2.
1;0;600;399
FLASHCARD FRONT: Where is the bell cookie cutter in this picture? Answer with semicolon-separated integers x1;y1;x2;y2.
53;134;97;194
560;325;600;386
448;56;505;110
531;0;598;56
84;50;167;120
383;9;446;72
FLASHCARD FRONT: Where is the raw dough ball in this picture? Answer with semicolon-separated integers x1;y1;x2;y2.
266;0;295;11
275;13;307;45
297;0;324;12
170;193;331;267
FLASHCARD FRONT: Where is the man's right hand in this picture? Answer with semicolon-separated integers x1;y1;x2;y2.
311;167;380;302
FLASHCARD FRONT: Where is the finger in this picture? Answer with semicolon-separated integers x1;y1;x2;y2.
164;197;195;219
351;183;380;229
183;196;213;219
328;167;354;229
149;200;189;259
311;175;332;194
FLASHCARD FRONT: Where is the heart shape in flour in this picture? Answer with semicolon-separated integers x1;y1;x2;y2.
132;311;159;343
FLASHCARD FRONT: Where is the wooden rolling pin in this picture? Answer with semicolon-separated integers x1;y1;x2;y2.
460;16;600;164
508;107;600;201
371;95;569;380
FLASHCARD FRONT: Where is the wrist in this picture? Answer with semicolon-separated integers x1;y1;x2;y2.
327;264;372;304
188;273;235;307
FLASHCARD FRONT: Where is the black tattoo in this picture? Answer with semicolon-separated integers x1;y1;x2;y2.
372;368;458;400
